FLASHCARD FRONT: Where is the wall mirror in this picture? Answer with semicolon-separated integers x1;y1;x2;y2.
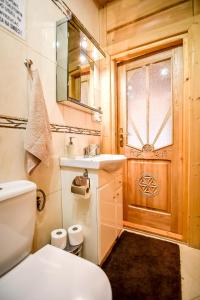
56;15;105;112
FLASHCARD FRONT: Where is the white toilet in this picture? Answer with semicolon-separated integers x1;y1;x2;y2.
0;180;112;300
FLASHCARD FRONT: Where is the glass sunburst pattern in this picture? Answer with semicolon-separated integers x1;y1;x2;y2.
127;59;172;150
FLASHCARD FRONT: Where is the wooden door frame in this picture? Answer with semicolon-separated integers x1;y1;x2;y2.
109;34;189;243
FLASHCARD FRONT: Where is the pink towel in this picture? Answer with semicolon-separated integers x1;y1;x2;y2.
24;70;52;174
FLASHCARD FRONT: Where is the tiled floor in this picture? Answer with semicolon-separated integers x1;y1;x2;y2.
125;230;200;300
180;244;200;300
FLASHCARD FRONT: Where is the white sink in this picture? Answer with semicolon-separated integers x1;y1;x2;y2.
60;154;126;172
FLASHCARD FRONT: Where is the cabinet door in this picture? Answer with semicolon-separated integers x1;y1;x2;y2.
98;181;116;263
99;224;116;263
116;187;123;236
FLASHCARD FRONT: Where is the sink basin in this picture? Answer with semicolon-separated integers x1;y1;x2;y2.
60;154;126;172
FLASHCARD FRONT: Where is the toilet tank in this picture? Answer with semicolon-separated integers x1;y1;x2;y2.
0;180;37;276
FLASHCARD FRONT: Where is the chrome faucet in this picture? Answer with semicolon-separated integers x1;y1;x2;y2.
83;144;100;157
83;146;90;157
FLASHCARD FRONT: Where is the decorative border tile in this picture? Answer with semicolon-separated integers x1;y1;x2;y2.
0;115;101;136
0;115;27;130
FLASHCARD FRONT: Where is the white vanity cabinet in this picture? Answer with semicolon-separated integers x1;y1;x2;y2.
60;164;124;265
97;173;123;263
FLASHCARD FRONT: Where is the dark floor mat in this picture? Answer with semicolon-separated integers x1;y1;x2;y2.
102;231;181;300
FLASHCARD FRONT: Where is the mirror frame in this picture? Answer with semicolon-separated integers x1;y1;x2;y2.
56;14;105;113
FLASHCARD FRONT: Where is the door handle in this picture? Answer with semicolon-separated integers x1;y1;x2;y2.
119;128;124;147
119;134;124;147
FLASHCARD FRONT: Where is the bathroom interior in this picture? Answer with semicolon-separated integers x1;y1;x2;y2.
0;0;200;299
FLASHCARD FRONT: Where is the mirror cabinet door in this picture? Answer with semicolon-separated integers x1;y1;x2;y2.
68;21;94;106
56;17;104;112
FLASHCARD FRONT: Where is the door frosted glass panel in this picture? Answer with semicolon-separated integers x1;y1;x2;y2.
149;59;172;149
154;115;172;150
127;67;146;148
126;59;172;151
128;130;143;150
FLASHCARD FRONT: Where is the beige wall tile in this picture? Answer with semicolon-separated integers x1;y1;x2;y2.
63;106;102;131
29;155;61;196
51;132;65;157
0;128;27;182
26;48;65;124
63;106;87;128
71;133;101;156
0;29;28;118
101;136;112;154
85;112;102;131
29;133;64;194
33;190;62;251
26;0;63;62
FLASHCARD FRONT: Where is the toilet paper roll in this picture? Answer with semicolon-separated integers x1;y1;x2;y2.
51;228;67;250
68;225;84;246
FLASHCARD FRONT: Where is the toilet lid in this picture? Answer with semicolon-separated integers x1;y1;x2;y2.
0;245;112;300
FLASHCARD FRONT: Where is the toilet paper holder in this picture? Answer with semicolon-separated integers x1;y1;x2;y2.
83;169;90;190
71;169;90;196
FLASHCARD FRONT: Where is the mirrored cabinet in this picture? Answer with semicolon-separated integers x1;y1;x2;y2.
56;15;105;113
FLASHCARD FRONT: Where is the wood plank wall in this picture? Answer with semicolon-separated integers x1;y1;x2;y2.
100;0;198;55
99;0;200;248
188;23;200;248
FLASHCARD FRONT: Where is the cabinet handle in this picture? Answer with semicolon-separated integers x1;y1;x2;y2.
117;193;119;196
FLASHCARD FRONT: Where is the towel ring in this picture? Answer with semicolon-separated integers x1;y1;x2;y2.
36;188;46;212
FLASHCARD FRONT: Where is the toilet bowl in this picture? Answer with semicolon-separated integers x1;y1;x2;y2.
0;244;112;300
0;180;112;300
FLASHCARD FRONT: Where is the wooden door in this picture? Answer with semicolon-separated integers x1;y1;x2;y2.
117;47;183;239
